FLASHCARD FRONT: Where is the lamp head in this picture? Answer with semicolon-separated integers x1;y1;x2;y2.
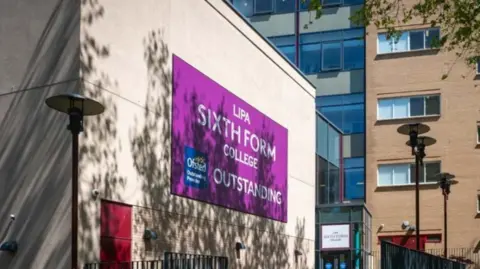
45;93;105;116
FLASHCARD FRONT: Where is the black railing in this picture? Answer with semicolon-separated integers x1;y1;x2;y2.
84;253;228;269
84;260;163;269
164;252;228;269
371;247;480;269
380;241;468;269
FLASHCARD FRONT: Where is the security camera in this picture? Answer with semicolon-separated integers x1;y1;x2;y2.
10;214;15;221
91;189;100;198
401;221;410;229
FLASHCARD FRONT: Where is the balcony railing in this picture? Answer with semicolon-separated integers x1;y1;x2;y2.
370;247;480;269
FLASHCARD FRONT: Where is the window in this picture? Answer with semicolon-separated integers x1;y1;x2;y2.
426;234;442;243
322;42;342;70
377;162;441;186
316;113;341;166
477;194;480;213
377;28;440;54
477;123;480;144
377;95;440;120
477;61;480;75
300;0;363;10
344;157;365;200
269;35;296;63
316;156;341;204
300;28;365;74
254;0;274;14
274;0;295;13
232;0;254;17
317;93;365;134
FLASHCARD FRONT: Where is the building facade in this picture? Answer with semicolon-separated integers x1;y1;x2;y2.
229;1;371;268
0;0;317;268
364;2;480;256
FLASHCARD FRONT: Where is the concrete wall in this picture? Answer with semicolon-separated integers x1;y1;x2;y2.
309;69;365;96
365;21;480;250
249;13;295;37
0;0;79;268
78;0;316;268
299;5;362;34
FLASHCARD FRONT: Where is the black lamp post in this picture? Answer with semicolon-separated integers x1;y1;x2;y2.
45;93;105;269
432;172;458;258
397;123;436;251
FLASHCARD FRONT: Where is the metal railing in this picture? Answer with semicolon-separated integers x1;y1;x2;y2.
373;241;478;269
164;252;228;269
370;247;480;269
84;260;163;269
84;253;228;269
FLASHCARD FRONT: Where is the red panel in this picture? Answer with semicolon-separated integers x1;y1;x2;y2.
100;237;131;262
100;201;132;238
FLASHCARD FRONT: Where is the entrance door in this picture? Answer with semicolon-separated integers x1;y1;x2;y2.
321;251;350;269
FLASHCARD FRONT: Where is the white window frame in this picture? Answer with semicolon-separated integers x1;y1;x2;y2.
477;122;480;144
376;28;440;54
477;193;480;214
377;162;441;187
253;0;274;14
376;94;441;120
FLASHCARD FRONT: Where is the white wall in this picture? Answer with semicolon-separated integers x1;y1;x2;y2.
79;0;316;268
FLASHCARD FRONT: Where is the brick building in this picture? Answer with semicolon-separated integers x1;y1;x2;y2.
365;19;480;252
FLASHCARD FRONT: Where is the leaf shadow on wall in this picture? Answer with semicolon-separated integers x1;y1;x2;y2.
78;0;128;265
0;0;81;268
128;29;310;268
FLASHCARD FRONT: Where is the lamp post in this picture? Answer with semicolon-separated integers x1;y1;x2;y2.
45;93;105;269
432;172;458;258
397;123;436;251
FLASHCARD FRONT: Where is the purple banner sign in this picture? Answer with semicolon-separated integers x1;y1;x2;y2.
171;55;288;222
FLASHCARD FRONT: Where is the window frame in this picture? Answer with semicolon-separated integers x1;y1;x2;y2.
477;122;480;144
300;0;363;11
253;0;274;15
317;93;366;135
377;28;441;54
376;94;441;120
477;193;480;214
299;28;365;74
377;161;442;187
477;61;480;75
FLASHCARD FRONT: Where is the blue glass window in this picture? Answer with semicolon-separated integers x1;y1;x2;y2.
322;42;342;70
269;35;296;63
317;94;365;134
300;43;321;74
299;28;364;73
232;0;254;17
301;0;363;10
426;28;440;48
343;39;364;69
254;0;274;14
275;0;295;13
409;31;425;50
278;45;295;63
344;157;365;200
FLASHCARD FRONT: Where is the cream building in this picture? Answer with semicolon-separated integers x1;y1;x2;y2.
0;0;317;268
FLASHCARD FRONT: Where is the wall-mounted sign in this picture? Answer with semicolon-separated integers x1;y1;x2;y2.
321;224;350;250
171;55;288;222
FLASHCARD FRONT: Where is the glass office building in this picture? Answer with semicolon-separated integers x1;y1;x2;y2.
230;1;370;268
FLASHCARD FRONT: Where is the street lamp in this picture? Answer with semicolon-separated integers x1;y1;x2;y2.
397;123;436;251
45;93;105;269
432;172;458;258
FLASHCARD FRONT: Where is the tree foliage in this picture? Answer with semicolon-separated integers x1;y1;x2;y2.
303;0;480;68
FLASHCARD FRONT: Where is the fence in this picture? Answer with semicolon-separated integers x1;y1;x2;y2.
84;252;228;269
379;241;469;269
84;260;163;269
371;247;480;269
